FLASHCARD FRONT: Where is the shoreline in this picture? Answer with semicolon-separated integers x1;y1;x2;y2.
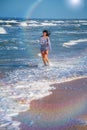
51;75;87;84
14;77;87;130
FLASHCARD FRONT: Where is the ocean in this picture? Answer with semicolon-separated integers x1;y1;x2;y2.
0;19;87;129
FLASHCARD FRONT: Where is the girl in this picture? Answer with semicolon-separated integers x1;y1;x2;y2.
40;30;51;66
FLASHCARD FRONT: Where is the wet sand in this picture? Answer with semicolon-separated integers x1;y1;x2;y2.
16;78;87;130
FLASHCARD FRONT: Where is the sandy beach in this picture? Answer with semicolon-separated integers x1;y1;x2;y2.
14;77;87;130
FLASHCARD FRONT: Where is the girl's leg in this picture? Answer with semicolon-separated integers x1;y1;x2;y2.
41;51;47;66
44;51;50;64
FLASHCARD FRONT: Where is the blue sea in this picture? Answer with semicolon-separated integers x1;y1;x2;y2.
0;19;87;129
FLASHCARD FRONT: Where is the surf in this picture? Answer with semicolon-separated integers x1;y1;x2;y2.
63;39;87;48
0;27;7;34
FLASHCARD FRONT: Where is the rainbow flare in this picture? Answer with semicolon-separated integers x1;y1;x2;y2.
28;95;87;127
20;82;87;129
26;0;43;19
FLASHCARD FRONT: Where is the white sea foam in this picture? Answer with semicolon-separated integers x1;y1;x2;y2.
5;20;18;23
19;22;28;27
0;57;87;129
79;20;87;23
43;20;49;22
29;23;41;27
51;20;64;23
41;23;57;26
81;23;87;25
63;39;87;47
6;46;19;50
18;21;66;27
0;27;7;34
0;113;21;130
63;23;81;27
4;24;12;27
38;53;42;57
0;20;4;23
28;20;38;24
0;77;55;129
54;31;87;34
29;22;57;27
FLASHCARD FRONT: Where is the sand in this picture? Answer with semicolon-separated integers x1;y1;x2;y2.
15;78;87;130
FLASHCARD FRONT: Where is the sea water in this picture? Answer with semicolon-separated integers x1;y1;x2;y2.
0;19;87;129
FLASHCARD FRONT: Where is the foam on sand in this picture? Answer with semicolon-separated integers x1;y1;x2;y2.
0;79;55;129
63;39;87;47
0;27;7;34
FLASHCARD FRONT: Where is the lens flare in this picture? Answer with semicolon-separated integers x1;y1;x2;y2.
26;0;43;19
70;0;81;6
67;0;83;8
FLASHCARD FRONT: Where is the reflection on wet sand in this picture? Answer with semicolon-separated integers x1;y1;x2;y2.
16;78;87;130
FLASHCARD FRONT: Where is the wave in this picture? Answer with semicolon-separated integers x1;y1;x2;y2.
62;23;81;27
19;22;40;27
42;20;64;24
81;23;87;25
0;20;18;24
0;27;7;34
29;23;41;27
19;20;40;27
41;23;57;26
19;22;42;27
43;20;49;22
1;19;86;27
0;45;25;51
51;20;64;23
4;24;12;27
63;39;87;47
0;20;19;27
79;20;87;23
19;22;28;27
54;31;87;34
27;22;57;27
19;22;57;27
0;19;87;28
5;20;18;23
0;20;4;23
28;20;38;24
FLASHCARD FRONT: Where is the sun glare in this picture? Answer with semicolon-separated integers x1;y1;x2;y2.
67;0;83;8
71;0;81;6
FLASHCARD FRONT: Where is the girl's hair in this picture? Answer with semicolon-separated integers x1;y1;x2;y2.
43;30;50;37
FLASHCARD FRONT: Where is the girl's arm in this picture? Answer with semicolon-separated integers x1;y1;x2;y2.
47;37;51;51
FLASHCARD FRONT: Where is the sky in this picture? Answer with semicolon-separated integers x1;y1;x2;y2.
0;0;87;19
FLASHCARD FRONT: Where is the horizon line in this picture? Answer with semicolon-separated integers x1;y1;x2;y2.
0;17;87;20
